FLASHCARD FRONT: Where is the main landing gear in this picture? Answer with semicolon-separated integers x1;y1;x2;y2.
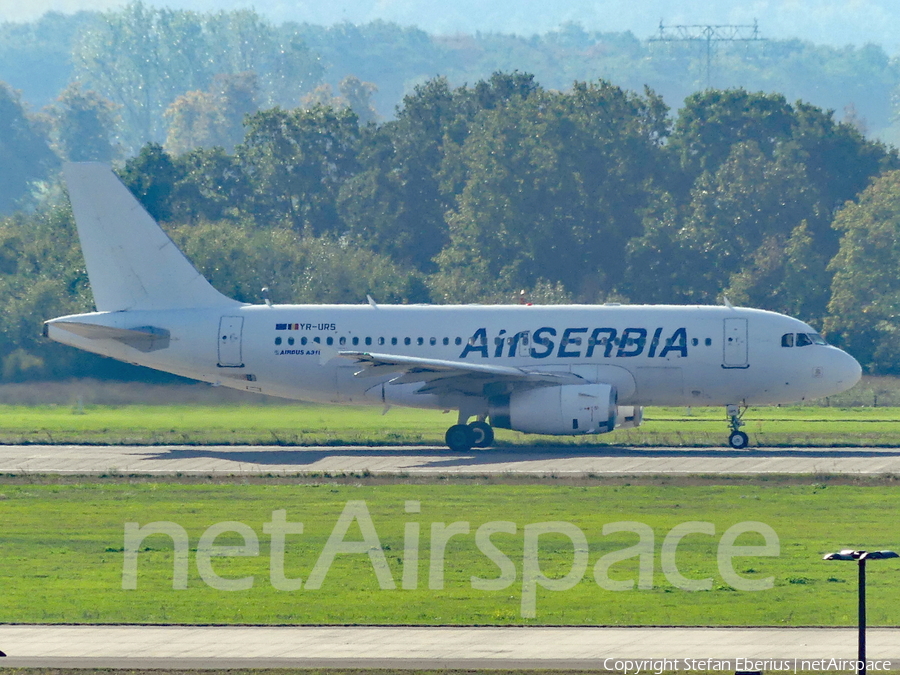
445;417;495;451
726;403;749;449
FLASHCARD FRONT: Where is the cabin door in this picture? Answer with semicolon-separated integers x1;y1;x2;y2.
217;316;244;367
722;318;748;368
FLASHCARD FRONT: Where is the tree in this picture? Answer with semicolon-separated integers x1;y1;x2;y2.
0;82;57;213
165;71;260;154
725;221;831;325
118;143;181;222
338;76;379;125
47;82;119;161
674;141;817;301
826;170;900;372
432;80;668;302
237;105;360;234
339;73;545;273
169;221;428;304
73;3;322;153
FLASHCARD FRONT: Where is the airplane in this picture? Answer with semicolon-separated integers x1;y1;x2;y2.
44;162;863;451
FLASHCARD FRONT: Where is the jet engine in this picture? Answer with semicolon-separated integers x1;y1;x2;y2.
489;383;617;435
616;406;644;429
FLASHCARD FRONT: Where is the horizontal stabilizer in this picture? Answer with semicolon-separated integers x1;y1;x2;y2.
48;320;171;352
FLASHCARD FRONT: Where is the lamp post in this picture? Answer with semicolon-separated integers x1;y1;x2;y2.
823;549;898;675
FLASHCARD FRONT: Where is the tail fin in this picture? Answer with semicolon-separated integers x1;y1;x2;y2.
63;162;239;311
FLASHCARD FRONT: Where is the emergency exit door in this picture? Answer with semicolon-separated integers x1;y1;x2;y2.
722;318;748;368
217;316;244;367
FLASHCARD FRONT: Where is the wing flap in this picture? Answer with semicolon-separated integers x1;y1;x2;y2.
337;350;584;396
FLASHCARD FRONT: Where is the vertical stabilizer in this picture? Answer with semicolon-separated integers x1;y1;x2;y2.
63;162;240;311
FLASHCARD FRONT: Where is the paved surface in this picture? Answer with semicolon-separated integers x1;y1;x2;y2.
2;443;900;475
1;625;899;669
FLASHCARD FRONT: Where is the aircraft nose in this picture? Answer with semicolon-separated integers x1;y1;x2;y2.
829;348;862;393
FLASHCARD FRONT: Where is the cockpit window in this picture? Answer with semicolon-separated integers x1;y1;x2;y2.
782;332;828;347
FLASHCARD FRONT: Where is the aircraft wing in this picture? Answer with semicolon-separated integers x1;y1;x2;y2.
337;351;584;395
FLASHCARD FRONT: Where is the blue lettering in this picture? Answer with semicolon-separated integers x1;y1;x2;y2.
648;327;663;358
558;327;587;358
507;331;529;357
616;328;647;357
586;328;617;358
530;327;556;359
659;327;688;358
460;328;489;359
493;330;507;358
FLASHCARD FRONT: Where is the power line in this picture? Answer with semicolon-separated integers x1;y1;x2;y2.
648;20;765;88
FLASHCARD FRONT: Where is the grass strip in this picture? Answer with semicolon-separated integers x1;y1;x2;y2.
1;479;899;626
3;404;900;446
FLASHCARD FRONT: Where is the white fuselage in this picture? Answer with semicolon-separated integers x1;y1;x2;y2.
45;303;862;411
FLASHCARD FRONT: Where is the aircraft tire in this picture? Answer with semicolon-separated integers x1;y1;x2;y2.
468;421;495;448
728;430;749;449
445;424;475;451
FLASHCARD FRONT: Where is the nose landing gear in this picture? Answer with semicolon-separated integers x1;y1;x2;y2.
726;403;749;449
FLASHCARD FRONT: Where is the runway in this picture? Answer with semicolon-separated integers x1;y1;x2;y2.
1;443;900;475
1;625;899;669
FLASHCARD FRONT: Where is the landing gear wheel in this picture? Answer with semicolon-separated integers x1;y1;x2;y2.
468;421;495;448
728;430;749;449
445;424;475;451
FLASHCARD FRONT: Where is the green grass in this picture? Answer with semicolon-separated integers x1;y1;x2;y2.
4;402;900;446
1;477;899;626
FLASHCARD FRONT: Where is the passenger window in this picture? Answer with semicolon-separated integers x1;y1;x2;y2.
339;337;346;346
288;337;294;345
417;337;424;346
781;333;794;348
365;337;371;346
326;337;333;346
430;337;436;345
313;337;320;344
378;337;384;345
796;333;812;347
704;338;712;346
352;337;359;346
275;337;282;345
391;337;398;346
301;337;307;346
455;337;463;346
404;337;411;346
443;337;449;346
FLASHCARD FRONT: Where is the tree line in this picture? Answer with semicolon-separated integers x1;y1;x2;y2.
3;72;900;380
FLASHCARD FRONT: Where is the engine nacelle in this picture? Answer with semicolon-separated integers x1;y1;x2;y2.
615;405;644;429
489;384;617;435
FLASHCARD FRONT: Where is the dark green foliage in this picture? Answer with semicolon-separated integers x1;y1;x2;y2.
827;170;900;373
237;105;360;234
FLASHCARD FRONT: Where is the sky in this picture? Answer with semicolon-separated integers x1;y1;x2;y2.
3;0;899;53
